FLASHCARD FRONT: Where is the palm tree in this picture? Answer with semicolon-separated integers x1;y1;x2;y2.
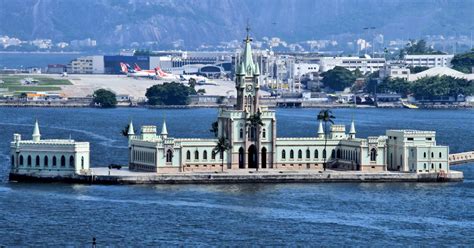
317;109;335;171
246;111;264;127
213;137;232;172
209;121;219;137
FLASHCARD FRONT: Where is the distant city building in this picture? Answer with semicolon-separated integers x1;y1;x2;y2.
68;56;104;74
318;55;386;74
379;66;410;80
47;64;67;74
403;54;454;68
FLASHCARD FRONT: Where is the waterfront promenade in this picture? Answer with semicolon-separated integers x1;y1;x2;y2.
449;151;474;165
9;167;464;184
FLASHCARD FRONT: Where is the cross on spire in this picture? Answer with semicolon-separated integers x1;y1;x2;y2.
245;20;252;42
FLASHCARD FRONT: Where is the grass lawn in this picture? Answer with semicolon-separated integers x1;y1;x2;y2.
0;75;71;93
8;86;62;92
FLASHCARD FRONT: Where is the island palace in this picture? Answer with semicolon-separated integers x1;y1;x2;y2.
9;32;450;177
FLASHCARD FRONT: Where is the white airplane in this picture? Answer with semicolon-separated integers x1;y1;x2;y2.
154;67;181;80
180;74;209;83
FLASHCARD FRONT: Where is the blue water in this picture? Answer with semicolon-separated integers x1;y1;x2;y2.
0;107;473;246
0;53;88;69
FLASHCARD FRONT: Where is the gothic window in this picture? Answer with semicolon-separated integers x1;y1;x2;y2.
195;151;199;160
44;156;48;167
166;150;173;163
211;151;216;160
81;157;84;169
306;149;310;159
282;150;286;159
203;151;208;160
439;163;442;169
240;128;243;139
53;156;57;166
186;151;191;160
424;163;427;169
431;152;434;158
27;155;32;166
61;156;66;167
19;155;24;166
70;156;75;168
262;128;266;138
298;150;302;159
431;163;434;169
35;156;40;167
439;152;442;158
290;150;294;159
314;150;318;159
424;152;427;158
370;148;377;161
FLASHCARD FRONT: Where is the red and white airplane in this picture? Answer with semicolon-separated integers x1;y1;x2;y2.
154;66;180;80
120;63;157;78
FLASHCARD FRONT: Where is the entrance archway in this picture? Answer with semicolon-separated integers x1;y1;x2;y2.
248;145;258;169
239;147;245;169
261;147;267;169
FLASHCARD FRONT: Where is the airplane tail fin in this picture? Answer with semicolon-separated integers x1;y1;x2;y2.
134;63;142;71
120;63;128;73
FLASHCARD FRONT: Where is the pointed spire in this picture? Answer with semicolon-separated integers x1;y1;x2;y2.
318;120;324;138
350;120;356;134
161;119;168;138
127;120;135;136
240;23;256;77
32;119;41;142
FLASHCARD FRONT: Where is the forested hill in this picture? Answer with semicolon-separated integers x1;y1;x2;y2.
1;0;473;48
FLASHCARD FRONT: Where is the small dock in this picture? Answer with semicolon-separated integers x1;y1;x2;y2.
449;151;474;165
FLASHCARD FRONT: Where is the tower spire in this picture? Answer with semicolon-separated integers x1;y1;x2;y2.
349;119;356;139
32;119;41;142
161;119;168;138
318;120;324;138
127;120;135;136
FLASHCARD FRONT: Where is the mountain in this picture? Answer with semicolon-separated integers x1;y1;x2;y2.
1;0;473;49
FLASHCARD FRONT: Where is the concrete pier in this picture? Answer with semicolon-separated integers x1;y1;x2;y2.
9;167;464;185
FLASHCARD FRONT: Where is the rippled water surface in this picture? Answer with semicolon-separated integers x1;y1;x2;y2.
0;107;473;246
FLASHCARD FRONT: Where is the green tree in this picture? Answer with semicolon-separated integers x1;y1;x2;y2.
93;89;117;108
411;75;474;100
399;39;445;58
213;137;232;172
145;82;195;105
408;66;430;73
451;50;474;73
321;66;356;91
317;109;335;171
377;77;412;97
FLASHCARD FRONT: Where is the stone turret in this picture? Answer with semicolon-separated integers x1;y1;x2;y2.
32;120;41;142
349;120;356;139
318;121;325;139
161;120;168;139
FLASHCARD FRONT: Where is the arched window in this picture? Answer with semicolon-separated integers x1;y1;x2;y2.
20;155;24;166
61;156;66;167
166;150;173;163
424;163;426;169
439;163;442;169
239;147;245;169
11;155;14;166
370;148;377;161
337;149;341;159
35;155;40;167
203;150;208;160
211;151;216;160
194;150;199;160
298;149;302;159
290;150;294;159
239;128;243;139
282;150;286;159
186;151;191;160
423;152;427;158
431;152;434;158
27;155;32;166
331;150;335;159
323;149;326;159
306;149;310;159
44;156;48;167
431;163;434;169
439;152;442;158
81;157;84;169
53;156;57;166
262;128;266;138
69;156;74;168
314;150;318;159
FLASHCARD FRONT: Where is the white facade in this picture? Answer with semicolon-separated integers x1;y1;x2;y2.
10;121;90;176
379;66;410;79
318;56;386;74
386;130;449;173
69;56;104;74
403;54;454;68
292;63;320;79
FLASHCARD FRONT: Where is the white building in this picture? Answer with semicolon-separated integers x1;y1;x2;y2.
10;121;90;177
386;130;449;173
292;63;320;79
379;66;410;80
318;55;386;74
403;54;454;68
69;56;104;74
